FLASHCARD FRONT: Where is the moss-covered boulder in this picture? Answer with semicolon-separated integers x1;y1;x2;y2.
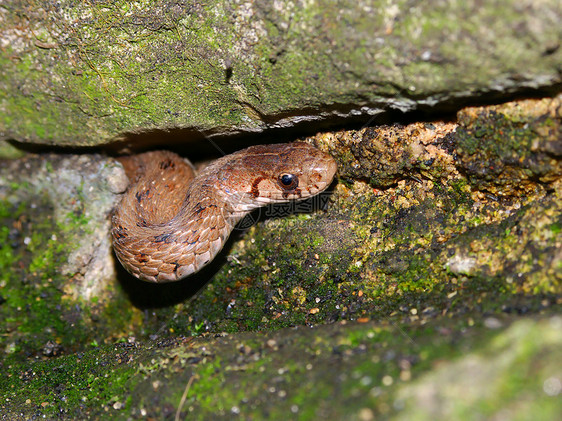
1;1;561;418
1;94;561;418
0;0;560;146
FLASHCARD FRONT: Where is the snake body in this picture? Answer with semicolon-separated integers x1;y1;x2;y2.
111;143;337;282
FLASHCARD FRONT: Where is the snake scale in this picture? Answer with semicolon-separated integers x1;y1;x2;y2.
111;142;337;282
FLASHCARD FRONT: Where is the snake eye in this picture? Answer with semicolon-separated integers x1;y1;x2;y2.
278;173;298;190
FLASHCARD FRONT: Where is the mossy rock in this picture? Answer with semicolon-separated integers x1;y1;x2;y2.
1;93;561;418
0;0;561;146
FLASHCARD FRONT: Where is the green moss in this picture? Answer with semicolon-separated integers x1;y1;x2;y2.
454;98;562;197
1;300;560;418
2;1;560;144
0;175;129;361
0;344;138;417
0;194;91;359
396;316;562;420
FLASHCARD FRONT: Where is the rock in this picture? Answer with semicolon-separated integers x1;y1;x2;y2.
0;0;560;146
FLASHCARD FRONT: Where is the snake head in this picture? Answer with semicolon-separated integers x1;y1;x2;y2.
216;142;337;208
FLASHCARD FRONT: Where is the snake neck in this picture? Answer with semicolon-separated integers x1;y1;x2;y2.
161;176;253;253
174;160;261;230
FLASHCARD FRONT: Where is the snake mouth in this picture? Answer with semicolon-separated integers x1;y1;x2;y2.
263;180;333;202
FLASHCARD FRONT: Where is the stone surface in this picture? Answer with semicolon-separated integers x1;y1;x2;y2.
1;0;561;146
1;3;561;415
0;94;560;418
0;154;126;299
1;315;560;419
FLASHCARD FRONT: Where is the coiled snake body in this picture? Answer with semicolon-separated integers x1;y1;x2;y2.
112;143;337;282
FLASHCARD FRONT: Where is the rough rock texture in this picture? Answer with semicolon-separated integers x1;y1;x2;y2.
1;1;561;418
0;94;560;418
1;315;560;419
0;154;139;359
1;0;561;146
0;154;127;299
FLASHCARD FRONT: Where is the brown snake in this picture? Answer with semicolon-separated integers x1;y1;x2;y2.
111;142;337;282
